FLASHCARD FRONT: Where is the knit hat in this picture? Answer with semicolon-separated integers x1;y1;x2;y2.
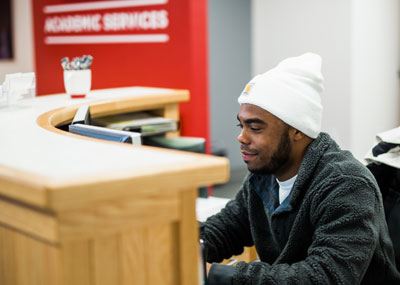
238;53;324;138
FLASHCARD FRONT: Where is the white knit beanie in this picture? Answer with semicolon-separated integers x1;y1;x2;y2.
238;53;324;139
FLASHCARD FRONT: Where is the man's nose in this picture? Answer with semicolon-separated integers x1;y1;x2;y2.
237;129;250;145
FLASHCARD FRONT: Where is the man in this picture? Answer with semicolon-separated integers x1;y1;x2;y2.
200;53;400;284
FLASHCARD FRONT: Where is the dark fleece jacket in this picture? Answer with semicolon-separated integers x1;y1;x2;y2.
200;133;400;284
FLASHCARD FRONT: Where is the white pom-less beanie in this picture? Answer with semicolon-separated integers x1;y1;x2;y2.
238;53;324;139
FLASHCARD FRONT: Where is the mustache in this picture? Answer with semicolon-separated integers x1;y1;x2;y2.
240;145;257;154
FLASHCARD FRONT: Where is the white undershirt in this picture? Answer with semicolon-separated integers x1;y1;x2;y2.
276;175;297;204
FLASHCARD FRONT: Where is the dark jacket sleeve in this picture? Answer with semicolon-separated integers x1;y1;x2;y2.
232;176;383;284
200;179;254;263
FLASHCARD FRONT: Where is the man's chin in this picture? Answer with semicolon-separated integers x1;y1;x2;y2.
246;164;273;175
249;169;266;175
246;165;263;174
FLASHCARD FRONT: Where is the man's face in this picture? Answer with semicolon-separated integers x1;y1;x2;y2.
237;104;292;175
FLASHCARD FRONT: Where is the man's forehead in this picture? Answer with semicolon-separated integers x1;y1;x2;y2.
238;104;286;125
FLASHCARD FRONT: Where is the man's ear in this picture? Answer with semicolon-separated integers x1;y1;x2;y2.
292;128;306;142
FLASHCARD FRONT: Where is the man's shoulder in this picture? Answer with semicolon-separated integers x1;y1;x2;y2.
310;133;370;176
321;146;372;182
304;133;378;192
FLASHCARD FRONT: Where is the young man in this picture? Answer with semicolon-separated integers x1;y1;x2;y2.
200;53;400;284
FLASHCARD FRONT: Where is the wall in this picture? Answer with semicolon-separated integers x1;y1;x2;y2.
209;0;251;170
351;0;399;159
252;0;352;151
0;0;34;82
252;0;399;160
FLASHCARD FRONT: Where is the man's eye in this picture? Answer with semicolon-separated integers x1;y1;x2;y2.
248;124;261;131
236;123;243;128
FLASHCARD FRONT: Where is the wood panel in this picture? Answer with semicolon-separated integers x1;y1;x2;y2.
0;198;58;243
58;191;179;241
178;189;199;285
92;236;120;285
61;229;178;285
62;240;92;285
0;165;48;208
120;229;146;285
0;226;61;285
61;222;179;285
57;190;184;284
119;223;179;285
0;226;16;285
147;223;178;285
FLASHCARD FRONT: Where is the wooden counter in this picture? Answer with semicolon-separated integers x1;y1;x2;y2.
0;87;230;285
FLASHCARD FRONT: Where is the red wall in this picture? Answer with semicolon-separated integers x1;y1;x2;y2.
32;0;210;149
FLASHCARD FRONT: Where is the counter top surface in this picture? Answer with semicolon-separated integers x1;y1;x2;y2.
1;87;184;179
0;87;229;210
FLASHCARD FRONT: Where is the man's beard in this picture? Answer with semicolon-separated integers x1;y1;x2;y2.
249;127;292;175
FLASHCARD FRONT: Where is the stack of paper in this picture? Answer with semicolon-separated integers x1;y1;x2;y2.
92;111;178;136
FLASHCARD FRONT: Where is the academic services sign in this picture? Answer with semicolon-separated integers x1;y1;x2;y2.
42;0;170;44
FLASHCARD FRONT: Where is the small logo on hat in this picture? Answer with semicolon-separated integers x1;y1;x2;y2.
243;83;255;95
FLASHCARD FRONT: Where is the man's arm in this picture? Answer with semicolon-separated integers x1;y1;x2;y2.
200;182;254;263
208;178;382;284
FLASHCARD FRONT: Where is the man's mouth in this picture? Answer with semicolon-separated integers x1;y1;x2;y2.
240;149;257;161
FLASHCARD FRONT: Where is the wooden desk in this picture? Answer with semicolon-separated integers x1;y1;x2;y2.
0;87;229;285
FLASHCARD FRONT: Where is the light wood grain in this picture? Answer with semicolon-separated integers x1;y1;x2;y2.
0;226;17;285
0;198;58;243
147;223;177;285
119;223;179;285
178;189;199;284
0;226;61;285
120;228;147;284
0;165;48;208
62;240;92;285
92;236;120;285
58;191;179;241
